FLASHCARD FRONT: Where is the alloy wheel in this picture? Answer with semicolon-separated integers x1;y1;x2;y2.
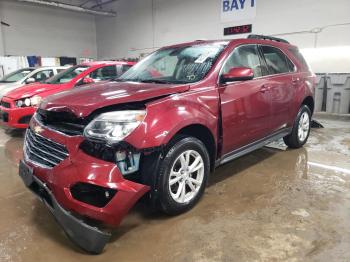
168;150;205;204
298;112;310;142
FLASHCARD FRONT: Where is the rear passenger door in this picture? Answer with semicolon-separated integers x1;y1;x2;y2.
259;45;296;132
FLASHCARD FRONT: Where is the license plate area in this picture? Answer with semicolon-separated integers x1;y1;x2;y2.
19;160;54;207
19;160;34;186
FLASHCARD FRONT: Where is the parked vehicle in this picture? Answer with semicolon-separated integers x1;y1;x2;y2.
18;35;315;253
0;61;135;128
0;66;69;99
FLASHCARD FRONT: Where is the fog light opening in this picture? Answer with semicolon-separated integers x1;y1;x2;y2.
105;190;111;198
70;183;117;208
115;150;141;176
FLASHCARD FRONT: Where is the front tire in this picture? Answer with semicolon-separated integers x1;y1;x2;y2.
158;136;210;215
284;105;311;148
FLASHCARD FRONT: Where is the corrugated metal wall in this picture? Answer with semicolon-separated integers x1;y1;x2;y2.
315;73;350;114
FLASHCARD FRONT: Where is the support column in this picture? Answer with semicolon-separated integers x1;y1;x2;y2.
0;24;4;56
0;4;4;56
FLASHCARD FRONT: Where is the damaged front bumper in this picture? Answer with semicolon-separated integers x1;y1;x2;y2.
19;117;151;253
19;160;111;254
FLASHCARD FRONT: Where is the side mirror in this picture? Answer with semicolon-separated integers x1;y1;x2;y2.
221;67;254;83
82;77;95;85
25;77;36;84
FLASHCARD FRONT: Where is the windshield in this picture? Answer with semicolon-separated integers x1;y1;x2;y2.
0;68;35;83
118;42;228;84
46;65;89;84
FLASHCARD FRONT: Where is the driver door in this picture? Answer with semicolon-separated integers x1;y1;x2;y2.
218;44;272;154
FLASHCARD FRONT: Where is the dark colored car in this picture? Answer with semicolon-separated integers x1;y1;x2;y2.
19;35;315;253
0;61;135;129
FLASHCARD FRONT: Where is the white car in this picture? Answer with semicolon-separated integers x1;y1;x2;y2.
0;66;70;99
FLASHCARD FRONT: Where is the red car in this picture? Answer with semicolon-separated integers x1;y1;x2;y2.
19;35;315;253
0;61;135;129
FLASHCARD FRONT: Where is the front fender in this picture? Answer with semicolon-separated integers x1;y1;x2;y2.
125;90;219;149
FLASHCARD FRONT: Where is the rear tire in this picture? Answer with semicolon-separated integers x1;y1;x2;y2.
283;105;311;148
157;136;210;216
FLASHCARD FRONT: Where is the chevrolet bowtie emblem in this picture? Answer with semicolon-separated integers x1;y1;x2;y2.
34;125;44;134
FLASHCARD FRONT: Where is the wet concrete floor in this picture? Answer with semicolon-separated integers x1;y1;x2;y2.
0;117;349;261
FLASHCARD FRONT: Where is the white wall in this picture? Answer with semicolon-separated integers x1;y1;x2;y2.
301;46;350;73
96;0;154;59
96;0;350;73
0;0;97;58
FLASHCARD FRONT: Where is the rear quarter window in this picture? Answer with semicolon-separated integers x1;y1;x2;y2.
289;48;310;71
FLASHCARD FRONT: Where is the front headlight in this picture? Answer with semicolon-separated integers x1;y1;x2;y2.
30;96;42;106
15;96;42;107
84;110;146;143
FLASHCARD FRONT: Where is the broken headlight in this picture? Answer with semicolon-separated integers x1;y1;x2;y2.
84;110;146;144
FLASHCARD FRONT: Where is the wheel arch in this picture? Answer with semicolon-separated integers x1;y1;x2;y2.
301;96;314;115
171;124;217;172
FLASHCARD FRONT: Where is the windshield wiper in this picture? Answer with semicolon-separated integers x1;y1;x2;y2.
113;78;188;84
140;79;192;84
112;78;139;82
139;79;173;84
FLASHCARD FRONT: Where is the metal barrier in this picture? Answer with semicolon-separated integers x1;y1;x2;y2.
314;73;350;114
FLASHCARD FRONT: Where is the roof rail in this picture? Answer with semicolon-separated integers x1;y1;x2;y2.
247;34;290;44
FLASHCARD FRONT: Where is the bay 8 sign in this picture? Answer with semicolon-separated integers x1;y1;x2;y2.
221;0;256;22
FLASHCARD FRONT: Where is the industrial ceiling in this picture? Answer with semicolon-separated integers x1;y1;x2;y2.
14;0;118;16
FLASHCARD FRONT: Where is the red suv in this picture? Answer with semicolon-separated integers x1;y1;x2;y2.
0;61;135;129
19;35;315;253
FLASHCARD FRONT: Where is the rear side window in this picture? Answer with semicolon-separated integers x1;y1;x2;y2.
289;48;309;71
261;46;294;75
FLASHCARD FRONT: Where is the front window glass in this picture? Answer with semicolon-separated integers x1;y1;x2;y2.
121;64;133;74
32;69;54;83
222;45;265;77
46;65;89;84
89;66;118;81
0;68;35;83
116;64;133;78
119;42;228;84
57;68;66;73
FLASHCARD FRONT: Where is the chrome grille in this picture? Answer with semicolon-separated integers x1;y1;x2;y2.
24;128;69;168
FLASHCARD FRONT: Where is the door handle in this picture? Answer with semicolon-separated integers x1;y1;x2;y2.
260;85;270;93
292;77;300;85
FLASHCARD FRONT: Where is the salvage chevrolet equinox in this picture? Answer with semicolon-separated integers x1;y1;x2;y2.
19;35;315;253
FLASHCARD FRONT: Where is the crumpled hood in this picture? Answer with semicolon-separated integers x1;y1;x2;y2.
4;83;62;100
40;81;190;117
